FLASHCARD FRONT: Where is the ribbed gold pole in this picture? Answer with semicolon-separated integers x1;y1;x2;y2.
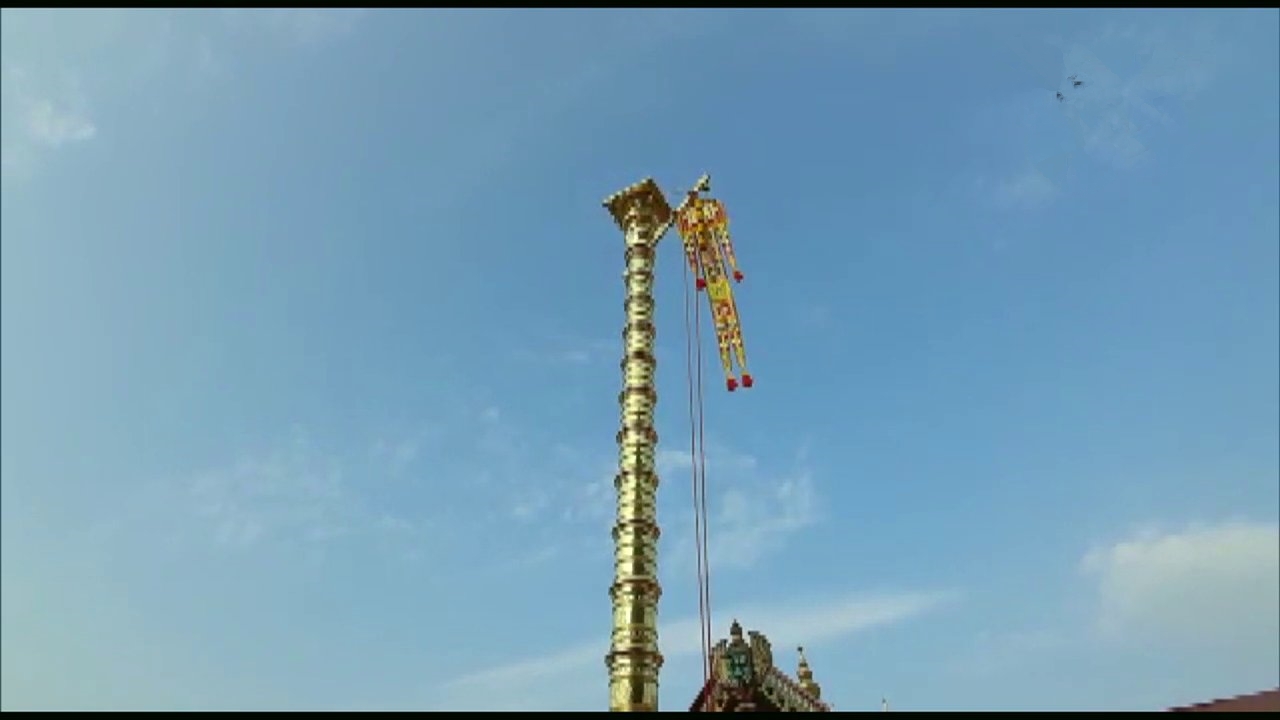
603;178;673;712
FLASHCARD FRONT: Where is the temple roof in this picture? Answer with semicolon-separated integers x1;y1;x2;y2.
688;621;830;712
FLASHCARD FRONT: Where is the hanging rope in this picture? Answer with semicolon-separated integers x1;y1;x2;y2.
681;218;716;689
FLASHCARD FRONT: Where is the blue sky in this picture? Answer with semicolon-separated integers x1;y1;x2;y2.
2;8;1277;712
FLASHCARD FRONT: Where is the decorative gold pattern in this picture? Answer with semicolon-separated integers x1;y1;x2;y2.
603;178;673;712
797;646;822;700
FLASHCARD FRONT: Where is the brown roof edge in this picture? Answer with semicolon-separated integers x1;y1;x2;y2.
1167;687;1280;712
689;678;715;712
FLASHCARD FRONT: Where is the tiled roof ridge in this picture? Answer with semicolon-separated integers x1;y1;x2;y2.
1167;687;1280;712
763;665;832;711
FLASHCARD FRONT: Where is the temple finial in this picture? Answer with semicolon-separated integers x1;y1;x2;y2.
796;645;821;699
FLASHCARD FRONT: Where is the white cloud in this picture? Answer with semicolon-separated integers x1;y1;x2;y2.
946;519;1279;707
24;98;96;147
1080;520;1280;648
433;588;956;711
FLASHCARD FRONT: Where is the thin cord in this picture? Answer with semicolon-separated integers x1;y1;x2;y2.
682;239;711;685
692;242;714;676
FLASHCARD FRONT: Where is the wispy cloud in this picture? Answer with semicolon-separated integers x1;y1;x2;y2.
1;67;97;186
974;167;1058;212
122;404;615;574
221;9;366;49
1058;46;1154;170
1057;20;1225;171
946;624;1075;683
24;97;96;148
559;459;615;526
514;336;617;368
782;9;971;67
4;69;97;149
193;33;221;78
977;17;1229;208
792;301;833;331
460;405;605;526
359;401;613;568
661;443;819;572
996;169;1057;210
438;409;819;580
369;426;433;478
184;426;424;559
434;588;956;711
